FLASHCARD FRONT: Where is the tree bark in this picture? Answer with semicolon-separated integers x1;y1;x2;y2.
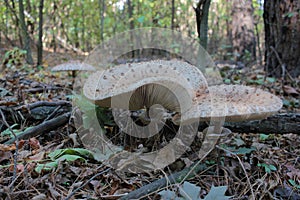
18;0;34;64
4;0;19;46
264;0;300;78
37;0;44;66
194;0;211;50
99;0;105;42
171;0;175;30
231;0;256;63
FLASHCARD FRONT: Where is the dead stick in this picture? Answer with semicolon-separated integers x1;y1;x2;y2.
197;113;300;134
120;162;206;200
23;86;65;93
15;100;71;111
4;112;71;144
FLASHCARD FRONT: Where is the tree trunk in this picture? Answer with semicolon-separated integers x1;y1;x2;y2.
194;0;211;50
99;0;105;42
80;0;85;51
127;0;135;58
37;0;44;66
127;0;134;30
264;0;300;78
231;0;256;63
4;0;19;46
171;0;175;30
18;0;34;64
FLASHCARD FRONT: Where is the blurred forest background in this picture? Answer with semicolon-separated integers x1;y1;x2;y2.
0;1;300;199
0;0;299;78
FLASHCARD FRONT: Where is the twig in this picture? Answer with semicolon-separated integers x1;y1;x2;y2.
23;86;65;93
120;161;207;200
270;46;294;82
4;112;71;145
15;100;71;111
43;105;62;121
0;109;19;192
64;167;110;200
216;145;255;200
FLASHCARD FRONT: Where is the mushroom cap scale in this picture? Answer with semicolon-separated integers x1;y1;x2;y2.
83;60;208;112
180;84;283;123
52;61;96;71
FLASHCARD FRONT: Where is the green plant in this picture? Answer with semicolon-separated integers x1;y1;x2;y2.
35;148;94;173
2;47;27;69
288;179;300;190
257;163;277;174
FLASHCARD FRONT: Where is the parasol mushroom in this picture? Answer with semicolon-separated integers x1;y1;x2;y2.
84;59;282;124
179;84;283;124
83;60;208;113
52;60;96;79
80;59;283;172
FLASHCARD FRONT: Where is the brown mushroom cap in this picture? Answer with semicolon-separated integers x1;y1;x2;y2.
52;61;96;72
180;84;283;123
83;60;208;112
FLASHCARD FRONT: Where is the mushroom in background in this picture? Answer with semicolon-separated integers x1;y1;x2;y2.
52;60;96;85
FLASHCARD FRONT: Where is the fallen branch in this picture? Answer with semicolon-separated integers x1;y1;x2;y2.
23;86;65;93
198;113;300;134
224;113;300;134
4;112;71;145
15;100;71;111
120;161;206;200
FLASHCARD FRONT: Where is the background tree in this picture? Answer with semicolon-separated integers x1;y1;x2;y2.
37;0;44;66
264;0;300;78
194;0;211;50
231;0;256;63
18;0;34;64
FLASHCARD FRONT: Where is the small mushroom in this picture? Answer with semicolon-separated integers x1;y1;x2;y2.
52;60;96;79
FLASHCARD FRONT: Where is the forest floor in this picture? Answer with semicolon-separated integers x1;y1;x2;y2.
0;42;299;199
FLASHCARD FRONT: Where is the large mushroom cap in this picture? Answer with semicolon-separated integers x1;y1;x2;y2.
83;60;208;112
52;60;96;72
180;84;283;123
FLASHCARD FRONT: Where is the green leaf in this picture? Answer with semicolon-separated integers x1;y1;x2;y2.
202;185;232;200
259;133;270;141
268;164;277;171
258;163;277;174
266;77;276;83
234;147;256;155
57;154;86;163
35;161;58;173
137;16;145;23
48;148;94;160
288;179;300;189
233;137;245;147
224;79;231;84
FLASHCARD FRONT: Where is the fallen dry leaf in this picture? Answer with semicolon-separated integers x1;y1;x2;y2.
0;144;16;151
283;85;300;96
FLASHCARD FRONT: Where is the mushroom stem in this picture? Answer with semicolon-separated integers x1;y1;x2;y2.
71;70;76;78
